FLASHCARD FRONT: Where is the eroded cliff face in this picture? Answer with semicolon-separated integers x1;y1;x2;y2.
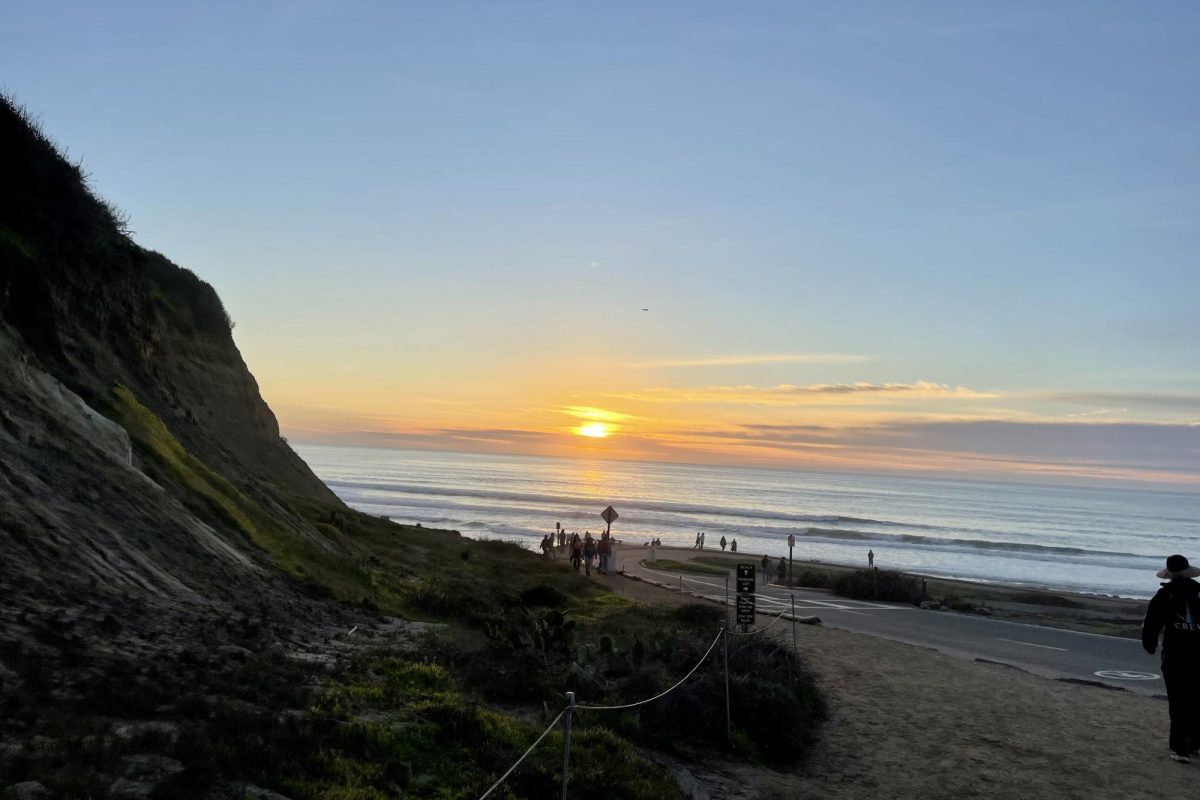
0;96;347;627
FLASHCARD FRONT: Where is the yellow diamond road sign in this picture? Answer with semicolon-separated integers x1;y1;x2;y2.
601;506;618;524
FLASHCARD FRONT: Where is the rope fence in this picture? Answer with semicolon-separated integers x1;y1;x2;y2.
477;568;814;798
575;626;724;711
730;606;788;636
477;707;567;800
476;620;737;800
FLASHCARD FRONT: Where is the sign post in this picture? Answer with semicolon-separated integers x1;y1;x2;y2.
736;563;756;627
787;533;795;587
600;505;618;537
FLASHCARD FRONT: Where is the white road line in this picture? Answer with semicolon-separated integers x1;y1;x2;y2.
763;595;902;611
998;637;1068;652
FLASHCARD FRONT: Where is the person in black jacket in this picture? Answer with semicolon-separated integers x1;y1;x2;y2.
1142;554;1200;762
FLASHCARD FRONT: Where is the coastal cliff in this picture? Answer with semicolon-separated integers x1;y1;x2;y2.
0;96;348;624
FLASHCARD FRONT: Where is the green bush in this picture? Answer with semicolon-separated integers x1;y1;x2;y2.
629;635;826;764
833;569;923;605
791;569;835;589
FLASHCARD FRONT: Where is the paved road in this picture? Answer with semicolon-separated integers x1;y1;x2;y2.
626;559;1165;696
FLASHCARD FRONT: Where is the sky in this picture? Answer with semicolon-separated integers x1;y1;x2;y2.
4;1;1199;489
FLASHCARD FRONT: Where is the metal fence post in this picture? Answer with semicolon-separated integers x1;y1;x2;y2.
791;594;797;656
724;575;730;625
561;691;575;800
721;620;731;749
679;575;683;595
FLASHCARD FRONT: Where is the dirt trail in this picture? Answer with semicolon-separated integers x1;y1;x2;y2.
593;571;1188;800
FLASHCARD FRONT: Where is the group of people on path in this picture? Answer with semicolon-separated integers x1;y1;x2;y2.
540;525;618;576
691;531;738;552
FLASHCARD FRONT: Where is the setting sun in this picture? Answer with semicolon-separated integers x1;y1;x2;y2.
577;422;610;438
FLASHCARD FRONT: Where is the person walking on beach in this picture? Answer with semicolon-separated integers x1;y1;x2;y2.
761;555;770;587
730;538;737;553
694;531;702;549
719;535;727;552
700;532;705;549
868;549;875;569
1143;554;1200;762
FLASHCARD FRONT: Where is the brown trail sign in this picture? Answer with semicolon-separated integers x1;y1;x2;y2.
601;505;618;535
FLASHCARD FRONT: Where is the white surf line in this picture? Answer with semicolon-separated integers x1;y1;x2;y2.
998;637;1068;652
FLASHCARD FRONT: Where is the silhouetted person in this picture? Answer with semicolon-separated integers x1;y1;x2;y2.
719;536;727;552
730;538;737;553
1143;554;1200;762
868;549;875;568
583;537;595;576
761;555;770;587
570;534;583;571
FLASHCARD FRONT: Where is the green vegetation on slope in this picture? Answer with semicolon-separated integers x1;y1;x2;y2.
106;383;374;602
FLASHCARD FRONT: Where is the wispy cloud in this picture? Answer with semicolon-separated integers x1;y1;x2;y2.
561;406;633;422
628;353;873;369
1066;407;1128;418
1043;392;1200;413
609;381;997;405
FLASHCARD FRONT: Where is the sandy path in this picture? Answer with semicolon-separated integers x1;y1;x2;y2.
593;571;1189;800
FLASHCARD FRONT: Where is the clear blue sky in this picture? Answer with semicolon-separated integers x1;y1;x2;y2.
4;1;1198;487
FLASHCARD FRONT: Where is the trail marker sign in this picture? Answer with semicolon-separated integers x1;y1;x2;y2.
601;506;618;524
736;595;756;625
736;564;756;625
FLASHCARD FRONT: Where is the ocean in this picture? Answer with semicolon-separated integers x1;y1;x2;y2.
296;444;1200;599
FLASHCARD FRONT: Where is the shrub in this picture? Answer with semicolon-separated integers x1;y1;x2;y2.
672;602;724;628
833;569;923;605
520;584;570;609
632;635;826;764
939;592;979;613
791;569;835;589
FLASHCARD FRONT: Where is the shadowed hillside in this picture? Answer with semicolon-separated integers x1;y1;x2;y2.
0;95;358;619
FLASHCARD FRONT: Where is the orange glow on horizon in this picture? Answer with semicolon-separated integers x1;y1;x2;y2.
576;422;611;438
